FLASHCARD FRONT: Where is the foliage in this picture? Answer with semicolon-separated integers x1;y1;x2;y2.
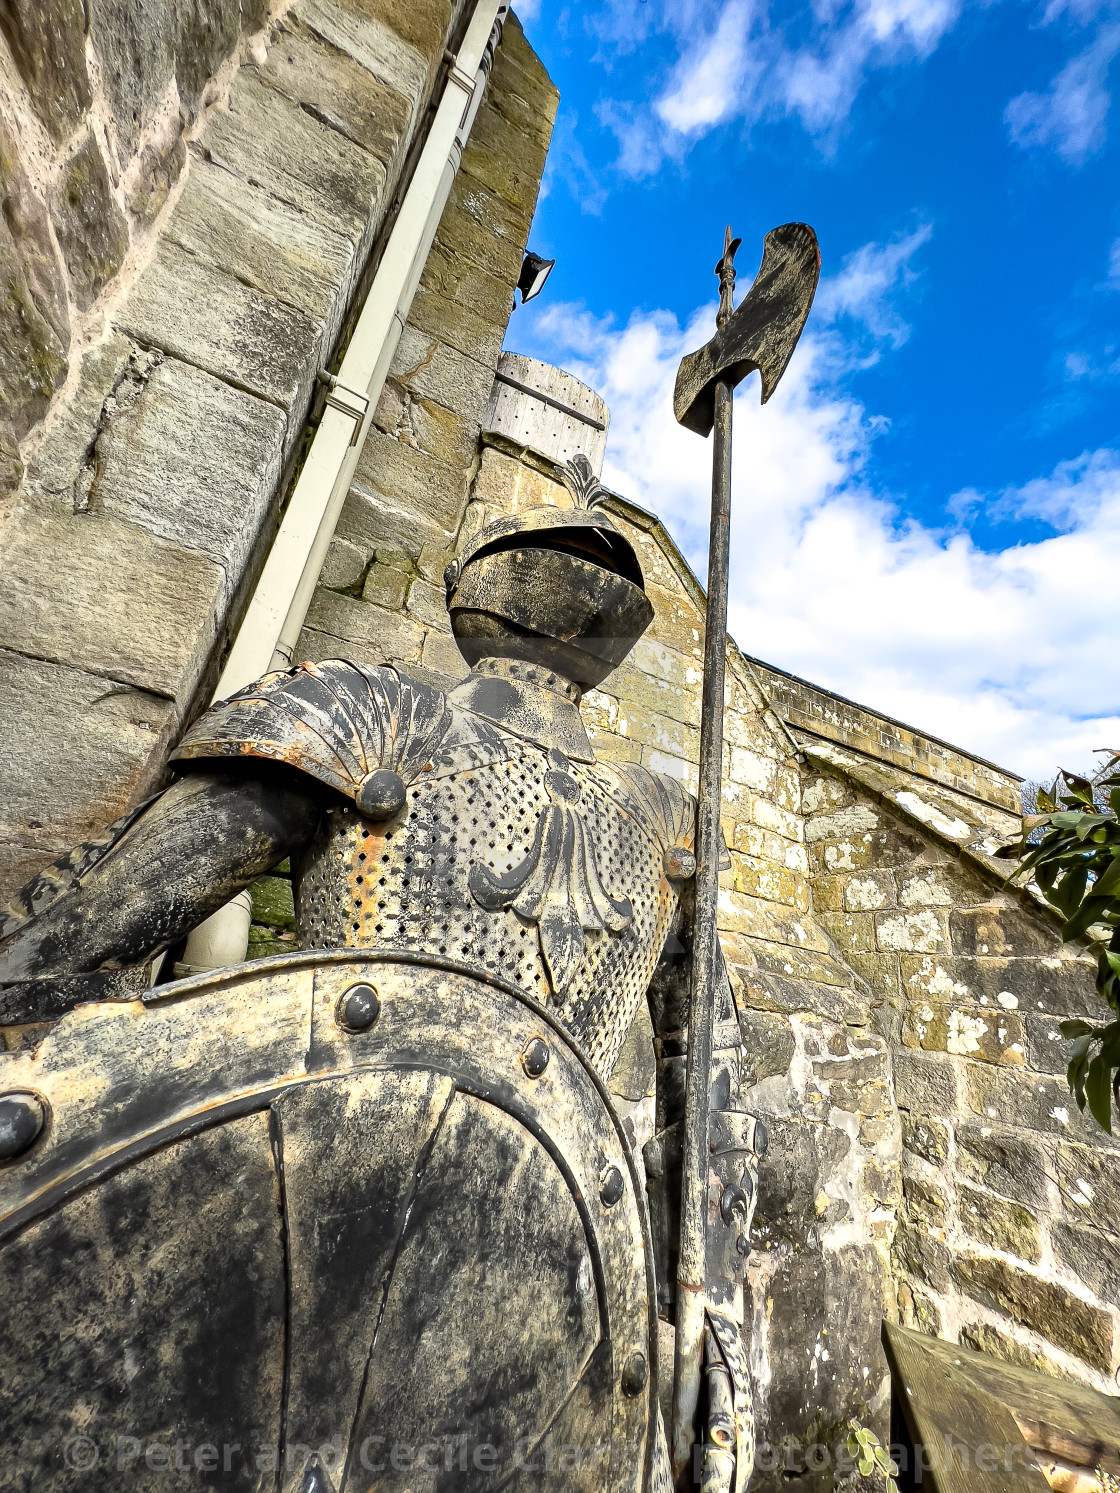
999;753;1120;1132
845;1422;899;1490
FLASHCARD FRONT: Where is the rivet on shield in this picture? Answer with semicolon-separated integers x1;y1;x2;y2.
0;1091;46;1161
521;1036;550;1078
337;982;381;1032
599;1164;625;1207
620;1352;647;1397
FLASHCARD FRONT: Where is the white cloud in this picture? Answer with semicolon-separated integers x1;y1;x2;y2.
655;1;758;135
814;224;933;353
516;246;1120;781
597;0;966;175
1005;23;1120;162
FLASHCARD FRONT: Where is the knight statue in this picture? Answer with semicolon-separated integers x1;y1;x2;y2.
0;457;763;1493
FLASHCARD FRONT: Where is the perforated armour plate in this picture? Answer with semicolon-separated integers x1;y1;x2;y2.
296;735;679;1078
0;953;657;1492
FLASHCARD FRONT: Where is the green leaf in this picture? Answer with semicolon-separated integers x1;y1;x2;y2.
858;1457;874;1476
1061;771;1096;805
1085;1054;1114;1133
873;1445;891;1469
1038;786;1059;812
1063;896;1112;943
1093;856;1120;898
1060;1020;1096;1039
846;1435;860;1457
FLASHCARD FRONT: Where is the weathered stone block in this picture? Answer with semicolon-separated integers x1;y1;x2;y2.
730;855;810;912
841;870;896;911
607;656;701;730
875;908;949;953
293;0;428;100
896;861;983;910
0;0;91;141
431;188;527;289
731;955;866;1027
375;382;479;469
0;500;223;699
0;123;70;444
1024;1012;1072;1074
892;1221;952;1290
903;1001;1025;1066
958;1322;1065;1377
949;1254;1113;1371
261;17;413;167
388;324;495;420
728;745;776;794
899;952;1102;1018
965;1065;1105;1144
1056;1141;1120;1234
818;911;875;954
405;577;448;629
802;774;853;815
902;1115;949;1166
336;0;451;63
353;429;470;538
737;1009;796;1085
642;582;704;661
753;796;801;841
751;1117;851;1249
893;1049;957;1116
303;588;424;662
116;240;321;416
750;1239;890;1491
954;1123;1049;1207
201;69;387;235
809;874;844;913
950;904;1058;958
720;889;829;953
83;353;287;598
408;266;508;370
167;156;357;322
844;952;900;1000
1051;1221;1120;1301
0;649;174;862
87;0;173;160
419;627;468;684
361;564;409;611
958;1184;1042;1261
320;537;370;593
462;90;550;217
903;1173;949;1231
125;130;188;226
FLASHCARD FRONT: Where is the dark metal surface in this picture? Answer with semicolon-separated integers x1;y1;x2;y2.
672;375;734;1477
0;952;658;1492
0;766;323;1012
673;222;820;436
0;1091;45;1160
670;221;819;1487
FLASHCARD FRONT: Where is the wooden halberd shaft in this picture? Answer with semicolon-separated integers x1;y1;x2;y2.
672;374;734;1481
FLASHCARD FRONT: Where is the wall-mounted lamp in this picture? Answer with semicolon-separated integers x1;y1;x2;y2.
515;251;555;305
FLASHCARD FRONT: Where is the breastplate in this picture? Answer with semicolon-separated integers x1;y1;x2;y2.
296;723;679;1077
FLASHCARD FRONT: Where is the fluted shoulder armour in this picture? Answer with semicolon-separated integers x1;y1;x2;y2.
172;660;453;804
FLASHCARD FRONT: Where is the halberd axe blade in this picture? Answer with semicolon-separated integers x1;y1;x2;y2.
673;222;821;436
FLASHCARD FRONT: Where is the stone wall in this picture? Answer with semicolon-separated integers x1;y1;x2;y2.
750;655;1024;828
0;0;485;903
801;747;1120;1395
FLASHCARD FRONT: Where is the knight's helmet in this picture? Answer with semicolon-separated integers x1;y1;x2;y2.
443;455;655;691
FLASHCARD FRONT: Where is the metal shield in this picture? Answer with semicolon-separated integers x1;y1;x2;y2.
0;952;657;1492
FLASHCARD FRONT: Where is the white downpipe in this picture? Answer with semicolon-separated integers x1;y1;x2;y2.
180;0;507;975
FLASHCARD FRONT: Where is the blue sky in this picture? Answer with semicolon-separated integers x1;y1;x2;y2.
510;0;1120;781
